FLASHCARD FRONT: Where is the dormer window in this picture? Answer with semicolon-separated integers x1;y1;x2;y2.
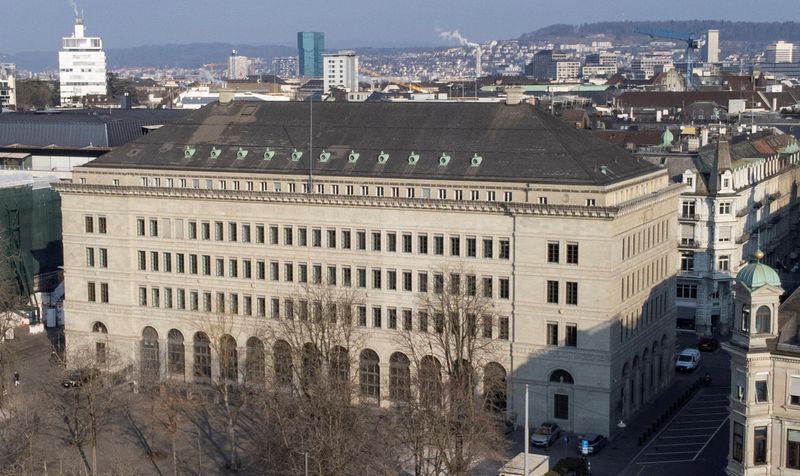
755;305;771;334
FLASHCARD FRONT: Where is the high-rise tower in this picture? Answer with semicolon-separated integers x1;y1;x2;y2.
59;17;107;107
297;32;325;77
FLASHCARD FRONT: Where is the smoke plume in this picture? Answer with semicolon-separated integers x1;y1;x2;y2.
69;0;80;18
439;30;477;48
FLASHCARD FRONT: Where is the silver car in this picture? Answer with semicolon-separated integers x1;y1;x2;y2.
530;422;561;447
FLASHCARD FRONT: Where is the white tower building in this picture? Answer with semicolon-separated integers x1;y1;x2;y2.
704;29;720;63
323;51;359;94
59;18;107;107
766;41;796;63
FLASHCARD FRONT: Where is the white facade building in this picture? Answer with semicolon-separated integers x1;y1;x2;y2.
59;18;107;107
704;29;720;63
766;41;797;64
323;51;359;93
227;51;253;80
0;63;15;108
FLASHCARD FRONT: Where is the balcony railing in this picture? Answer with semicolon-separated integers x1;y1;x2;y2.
679;213;699;221
678;239;700;249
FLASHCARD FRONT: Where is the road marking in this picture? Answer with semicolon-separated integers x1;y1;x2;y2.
642;450;699;456
692;416;728;461
682;412;729;416
666;426;720;431
658;435;712;440
674;419;726;424
636;458;697;465
650;442;705;447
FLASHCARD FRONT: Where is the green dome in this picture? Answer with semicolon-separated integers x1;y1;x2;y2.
736;261;782;289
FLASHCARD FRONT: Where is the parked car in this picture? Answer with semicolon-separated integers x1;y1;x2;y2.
675;348;701;372
576;433;608;455
530;422;561;447
698;336;719;352
62;368;99;388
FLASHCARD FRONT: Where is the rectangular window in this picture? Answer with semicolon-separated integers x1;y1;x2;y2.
284;262;294;282
203;292;212;312
356;231;366;250
499;278;510;299
790;376;800;405
341;230;351;249
327;266;337;285
450;236;461;256
270;261;279;281
387;232;397;252
215;258;224;277
547;242;560;263
418;234;428;254
565;324;577;347
163;252;171;272
482;277;492;298
718;255;730;271
164;287;173;308
151;287;160;307
547;322;559;345
256;297;265;317
85;216;94;233
499;317;509;340
387;308;397;329
357;306;367;327
566;243;578;264
86;247;95;267
138;286;147;306
228;222;237;242
188;221;198;239
342;267;352;287
499;239;510;259
566;282;578;305
434;235;444;255
387;270;397;290
189;254;198;274
434;274;444;294
311;228;321;247
256;260;265;280
482;316;493;338
681;252;695;271
136;217;144;236
298;227;308;246
755;378;768;403
327;229;336;248
504;191;513;202
177;289;186;309
403;271;412;292
681;201;696;218
732;422;744;463
483;238;493;258
284;226;293;245
467;237;477;257
241;224;251;243
719;202;731;215
98;216;106;234
754;427;767;465
554;394;569;420
98;248;107;268
312;264;322;284
402;233;412;253
372;269;382;289
585;199;596;207
788;430;800;468
467;275;477;296
271;298;280;319
100;283;108;303
87;282;96;302
201;222;211;240
418;272;428;293
372;232;382;251
547;280;559;303
357;268;367;288
419;311;428;332
256;224;265;243
269;225;278;245
242;259;251;279
403;309;412;331
150;252;159;271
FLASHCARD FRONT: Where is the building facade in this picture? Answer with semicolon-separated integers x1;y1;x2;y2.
766;41;797;64
704;29;720;63
227;50;253;80
323;51;358;93
59;18;107;107
723;258;800;475
0;63;15;109
676;134;800;335
57;100;681;436
297;32;324;78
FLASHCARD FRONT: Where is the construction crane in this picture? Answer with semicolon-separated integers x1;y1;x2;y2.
635;29;705;90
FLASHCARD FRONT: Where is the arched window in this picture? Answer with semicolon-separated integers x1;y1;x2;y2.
245;337;265;385
92;322;108;364
193;332;211;381
329;346;350;389
359;349;380;401
389;352;411;402
141;327;160;382
755;306;771;334
167;329;185;380
549;369;574;384
273;340;292;387
484;362;507;412
419;356;443;406
219;335;238;382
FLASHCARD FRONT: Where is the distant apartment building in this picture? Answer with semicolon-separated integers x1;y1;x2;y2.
703;29;720;63
582;65;618;78
766;41;798;64
632;55;674;79
585;52;617;66
662;133;800;334
722;261;800;475
59;18;107;107
297;32;325;77
0;63;15;109
272;56;298;78
525;50;579;81
227;50;253;80
323;51;358;93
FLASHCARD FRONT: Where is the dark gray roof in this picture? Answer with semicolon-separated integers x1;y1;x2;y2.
0;109;188;149
85;101;661;186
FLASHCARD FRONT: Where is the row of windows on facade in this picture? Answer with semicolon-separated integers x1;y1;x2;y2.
133;251;517;299
619;290;669;343
131;286;513;340
132;176;532;203
621;219;671;262
737;305;773;335
731;422;790;468
131;325;511;408
680;251;731;272
620;255;670;302
129;217;513;259
680;199;735;219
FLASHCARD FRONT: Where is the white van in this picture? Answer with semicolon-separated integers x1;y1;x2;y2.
676;348;701;372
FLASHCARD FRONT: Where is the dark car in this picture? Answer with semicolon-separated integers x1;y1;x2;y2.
698;337;719;352
62;368;99;388
530;422;561;447
576;433;608;455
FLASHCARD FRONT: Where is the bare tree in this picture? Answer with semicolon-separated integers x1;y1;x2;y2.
252;285;399;475
394;265;507;475
54;344;131;476
150;381;193;476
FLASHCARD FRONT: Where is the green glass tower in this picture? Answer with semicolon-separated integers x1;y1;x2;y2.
297;32;324;77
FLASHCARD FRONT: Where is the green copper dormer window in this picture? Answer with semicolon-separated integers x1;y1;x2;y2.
236;148;249;160
184;146;196;159
377;151;390;164
470;154;483;167
348;151;360;163
319;150;331;162
291;149;303;161
209;147;221;159
263;148;275;160
407;152;419;165
438;153;451;166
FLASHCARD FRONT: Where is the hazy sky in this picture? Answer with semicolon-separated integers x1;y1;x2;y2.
2;0;799;53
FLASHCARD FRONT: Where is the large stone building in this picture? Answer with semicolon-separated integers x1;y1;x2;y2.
56;100;682;436
723;256;800;475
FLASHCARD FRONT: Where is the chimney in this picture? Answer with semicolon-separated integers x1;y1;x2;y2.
505;87;524;105
772;97;778;112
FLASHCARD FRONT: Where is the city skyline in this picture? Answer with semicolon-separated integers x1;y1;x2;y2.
2;0;800;54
